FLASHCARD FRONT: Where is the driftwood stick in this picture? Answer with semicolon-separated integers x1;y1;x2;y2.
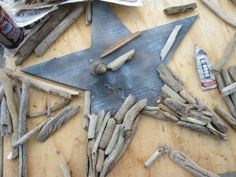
105;124;121;155
101;31;141;58
0;86;4;100
96;149;105;173
164;3;197;15
12;119;50;148
1;97;13;136
60;163;71;177
37;106;79;142
144;145;170;168
114;94;135;123
161;85;186;103
92;112;111;154
221;82;236;97
177;121;212;135
85;0;92;25
170;150;220;177
28;98;71;118
88;114;98;140
0;137;3;177
83;91;91;130
229;66;236;82
95;110;105;138
160;25;182;61
0;70;19;160
35;6;84;56
200;0;236;28
214;33;236;71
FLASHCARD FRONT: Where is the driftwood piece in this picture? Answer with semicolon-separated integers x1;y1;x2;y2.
92;112;111;154
163;98;189;116
170;150;220;177
214;33;236;71
105;124;121;155
144;145;170;168
216;74;236;117
35;6;84;56
229;66;236;82
0;70;19;160
87;140;96;177
83;91;91;130
221;82;236;97
164;3;197;15
160;25;182;61
60;163;72;177
210;115;228;134
141;109;169;121
18;82;29;177
123;99;147;131
99;118;116;149
200;0;236;28
95;110;105;138
28;98;71;118
161;85;186;103
16;7;71;65
114;94;135;123
88;114;98;139
157;64;184;92
0;97;13;136
215;105;236;131
107;49;135;71
12;118;50;148
0;137;3;177
37;106;79;142
85;0;92;25
177;121;212;135
101;31;141;58
96;149;105;173
179;89;196;104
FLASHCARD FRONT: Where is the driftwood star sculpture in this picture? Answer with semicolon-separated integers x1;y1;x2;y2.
23;2;198;113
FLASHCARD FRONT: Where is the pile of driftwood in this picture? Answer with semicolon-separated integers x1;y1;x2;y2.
214;66;236;131
0;69;80;177
83;92;147;177
142;64;228;140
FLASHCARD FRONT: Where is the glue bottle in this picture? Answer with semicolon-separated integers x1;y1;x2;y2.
0;6;24;49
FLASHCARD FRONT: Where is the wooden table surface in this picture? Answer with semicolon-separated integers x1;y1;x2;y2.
4;0;236;176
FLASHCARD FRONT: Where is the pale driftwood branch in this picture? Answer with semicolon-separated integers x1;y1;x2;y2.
114;94;135;123
37;106;79;142
170;150;220;177
12;119;50;148
0;70;19;160
144;145;170;168
60;163;71;177
0;86;4;100
215;105;236;131
210;115;228;134
99;118;116;149
92;112;111;154
160;25;182;61
95;110;105;138
85;1;92;25
123;99;147;131
161;84;186;103
35;6;84;56
28;98;71;118
164;3;197;15
141;109;169;121
83;91;91;130
214;33;236;71
105;124;121;155
206;123;227;140
106;49;135;71
1;97;13;136
96;149;105;173
88;114;98;139
200;0;236;28
101;31;141;58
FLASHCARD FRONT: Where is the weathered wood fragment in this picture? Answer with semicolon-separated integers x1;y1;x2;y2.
206;123;227;140
157;64;184;92
83;91;91;130
95;110;105;138
35;6;84;56
221;82;236;97
85;1;92;25
37;106;79;142
96;149;105;173
0;70;19;160
60;163;71;177
99;118;116;149
0;97;13;136
200;0;236;28
107;49;135;71
164;3;197;15
105;124;121;155
101;31;141;58
144;145;170;168
114;94;135;123
177;121;212;135
214;33;236;71
92;112;111;154
160;25;182;61
161;85;186;103
182;117;207;126
229;65;236;82
210;115;228;134
88;114;98;139
123;99;147;131
215;105;236;131
170;150;220;177
87;140;96;177
179;89;196;104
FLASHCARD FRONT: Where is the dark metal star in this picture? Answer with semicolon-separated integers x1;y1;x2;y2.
23;2;198;113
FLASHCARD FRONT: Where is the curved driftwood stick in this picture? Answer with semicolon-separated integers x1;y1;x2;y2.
0;136;3;177
170;150;220;177
200;0;236;28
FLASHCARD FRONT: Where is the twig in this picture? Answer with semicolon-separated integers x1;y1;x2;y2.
83;91;91;130
0;97;13;136
85;0;92;25
95;110;105;138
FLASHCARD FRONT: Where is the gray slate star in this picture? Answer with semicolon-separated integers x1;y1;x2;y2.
23;2;198;113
